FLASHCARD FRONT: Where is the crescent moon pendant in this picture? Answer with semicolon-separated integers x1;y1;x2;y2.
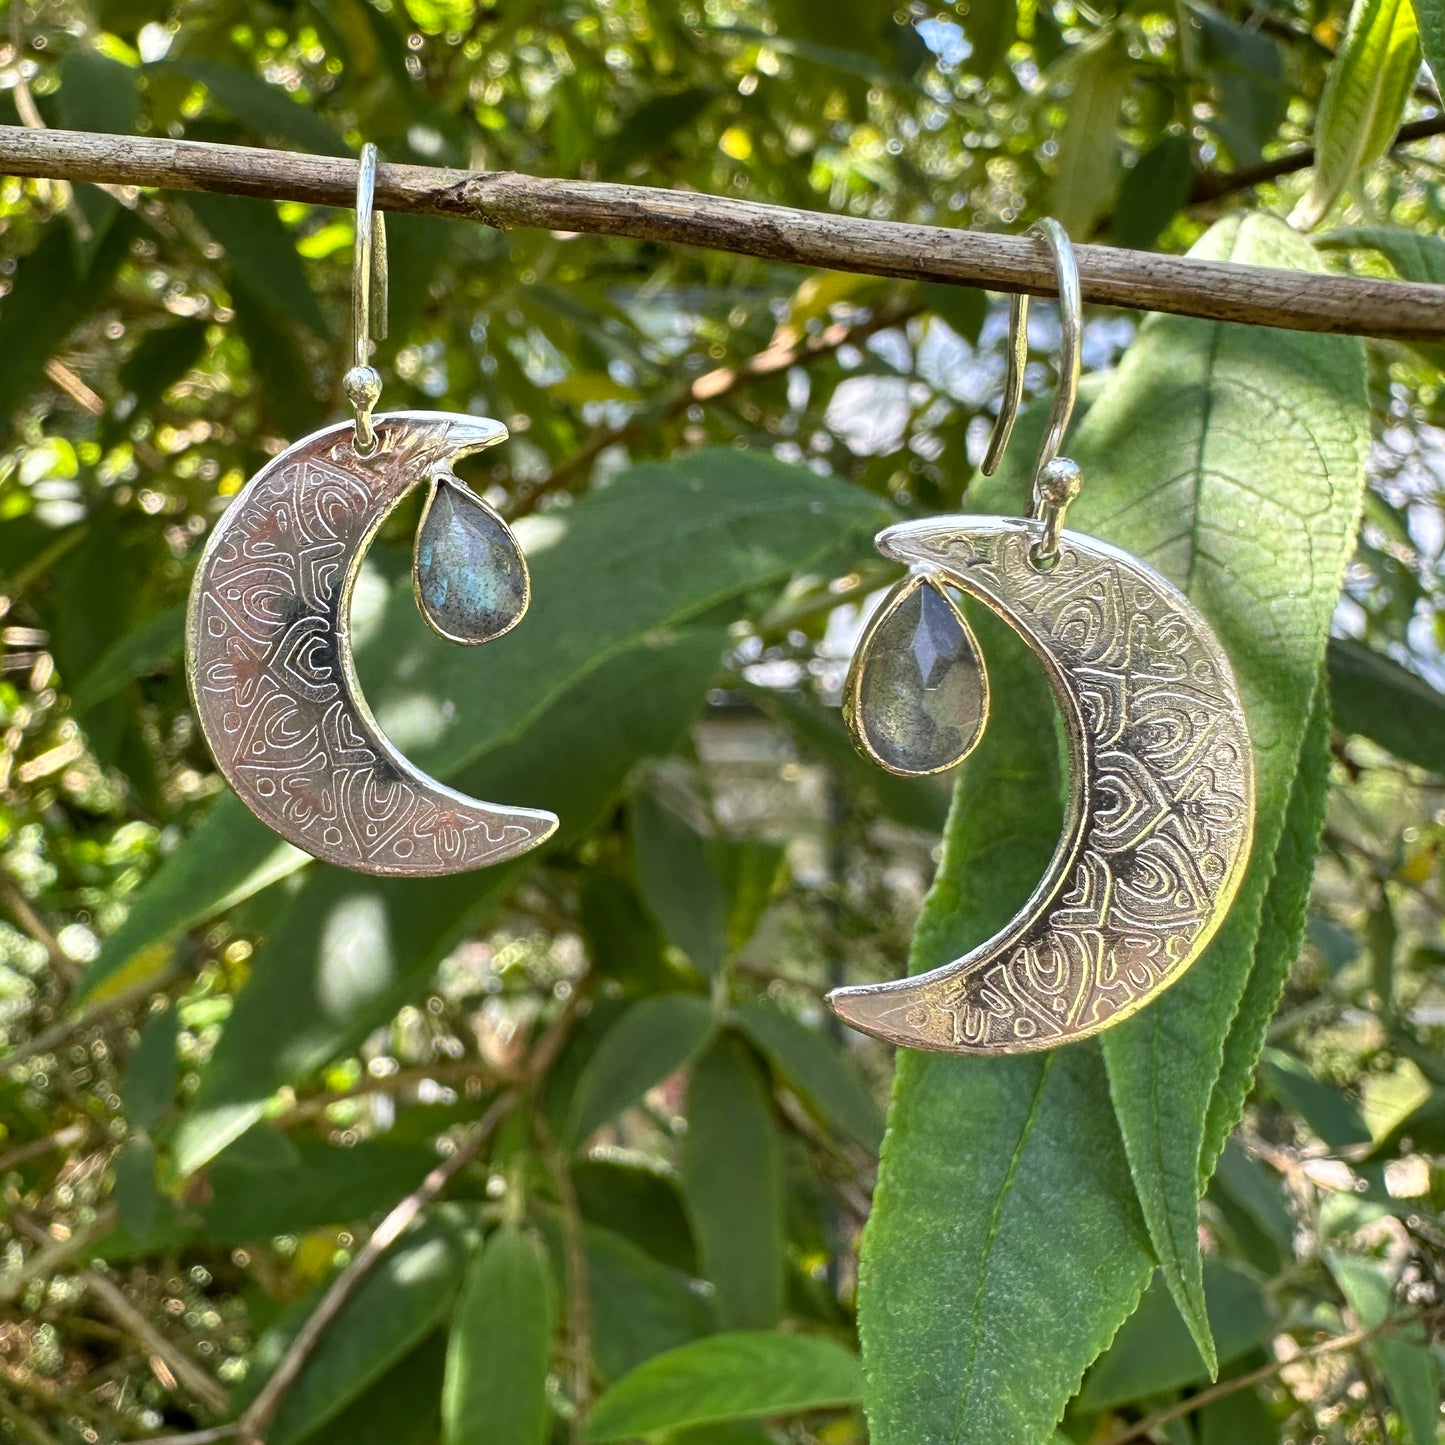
829;517;1255;1054
186;412;558;876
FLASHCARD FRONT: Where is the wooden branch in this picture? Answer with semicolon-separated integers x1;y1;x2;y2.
1191;114;1445;202
231;1092;516;1445
82;1268;230;1416
2;126;1444;342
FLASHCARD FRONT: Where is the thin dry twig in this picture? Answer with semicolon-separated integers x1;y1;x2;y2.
0;873;81;989
220;996;583;1445
0;1205;116;1307
83;1269;230;1417
533;1110;592;1435
274;1057;499;1125
1096;1308;1445;1445
233;1091;517;1444
2;971;179;1076
2;127;1444;341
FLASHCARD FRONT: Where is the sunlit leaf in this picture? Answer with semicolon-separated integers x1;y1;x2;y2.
586;1332;862;1442
1294;0;1420;228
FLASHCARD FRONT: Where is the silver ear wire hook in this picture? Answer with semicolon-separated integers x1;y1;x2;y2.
980;218;1083;567
343;143;389;455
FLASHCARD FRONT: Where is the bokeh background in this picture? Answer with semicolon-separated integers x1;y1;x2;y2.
0;2;1442;1443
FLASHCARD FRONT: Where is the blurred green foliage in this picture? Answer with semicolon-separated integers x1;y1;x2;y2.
0;2;1443;1445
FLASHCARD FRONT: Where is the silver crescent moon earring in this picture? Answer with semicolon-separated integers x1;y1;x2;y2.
833;219;1255;1053
185;145;557;876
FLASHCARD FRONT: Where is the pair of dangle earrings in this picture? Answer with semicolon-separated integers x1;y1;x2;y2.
829;220;1256;1054
185;146;557;877
183;168;1256;1056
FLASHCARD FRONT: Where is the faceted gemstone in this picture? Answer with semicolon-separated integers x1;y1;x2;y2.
847;576;988;775
414;475;529;644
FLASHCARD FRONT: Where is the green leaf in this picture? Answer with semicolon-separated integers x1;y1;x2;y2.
112;319;210;430
630;788;730;976
577;871;680;995
1208;1142;1295;1274
1091;213;1367;1374
604;87;719;172
0;215;135;436
1051;35;1126;236
1411;0;1445;92
299;1334;445;1445
186;192;330;337
714;838;786;957
858;615;1154;1445
201;1137;437;1243
585;1332;862;1442
1326;637;1445;773
1197;1383;1278;1445
1258;1049;1372;1149
112;1138;160;1239
171;628;727;1175
1200;678;1332;1176
1077;1261;1274;1411
556;1220;714;1382
733;999;884;1153
1293;0;1420;229
962;0;1017;76
566;994;717;1147
240;1212;469;1445
80;451;884;1003
1113;134;1195;251
122;1005;179;1132
443;1225;555;1445
71;604;185;714
683;1036;786;1330
1317;225;1445;284
230;278;326;438
1181;3;1285;167
572;1159;697;1275
168;60;351;155
57;48;139;135
1327;1253;1441;1445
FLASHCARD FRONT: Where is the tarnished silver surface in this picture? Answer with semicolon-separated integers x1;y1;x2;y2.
185;412;558;876
828;516;1255;1054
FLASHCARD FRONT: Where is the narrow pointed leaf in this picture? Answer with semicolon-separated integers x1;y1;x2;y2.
1325;637;1445;773
443;1226;555;1445
734;999;884;1153
683;1036;786;1330
186;193;330;337
122;1005;179;1132
1327;1253;1442;1445
1410;0;1445;92
1201;681;1332;1172
566;994;717;1147
1077;1261;1274;1411
238;1214;469;1445
1294;0;1419;228
585;1333;861;1442
1086;214;1366;1370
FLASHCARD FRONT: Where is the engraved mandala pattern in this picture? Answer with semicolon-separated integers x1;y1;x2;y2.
186;415;554;876
833;519;1254;1053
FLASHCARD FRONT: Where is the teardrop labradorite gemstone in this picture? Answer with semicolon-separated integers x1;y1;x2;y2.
414;476;529;644
848;578;988;775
